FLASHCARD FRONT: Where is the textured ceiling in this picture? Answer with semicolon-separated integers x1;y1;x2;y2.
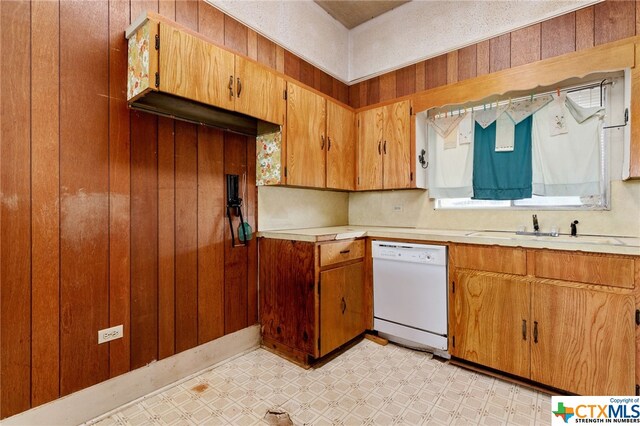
314;0;411;29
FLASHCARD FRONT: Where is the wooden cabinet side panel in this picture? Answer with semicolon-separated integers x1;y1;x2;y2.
259;239;317;355
326;100;356;191
535;250;635;288
235;57;286;125
630;42;640;178
451;244;527;275
286;83;326;188
159;23;235;110
450;271;531;378
531;283;635;395
320;262;365;356
127;19;158;102
383;100;411;189
357;107;384;190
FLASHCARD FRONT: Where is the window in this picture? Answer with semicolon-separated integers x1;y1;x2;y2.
434;78;618;211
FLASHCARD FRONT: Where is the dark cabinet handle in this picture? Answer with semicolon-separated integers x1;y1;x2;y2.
341;297;346;314
522;320;527;341
327;137;332;151
339;249;350;254
237;77;242;97
533;321;538;343
383;140;387;154
228;76;234;97
378;141;381;154
321;134;325;150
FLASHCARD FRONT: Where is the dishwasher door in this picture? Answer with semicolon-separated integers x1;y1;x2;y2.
372;242;448;351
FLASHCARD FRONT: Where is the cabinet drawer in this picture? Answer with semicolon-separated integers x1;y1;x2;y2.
535;251;635;289
451;244;527;275
320;240;365;267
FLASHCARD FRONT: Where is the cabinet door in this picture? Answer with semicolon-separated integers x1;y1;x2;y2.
320;262;365;356
531;283;635;395
450;270;530;378
286;83;326;188
326;100;356;191
383;101;411;189
235;57;286;125
159;23;235;110
357;107;384;190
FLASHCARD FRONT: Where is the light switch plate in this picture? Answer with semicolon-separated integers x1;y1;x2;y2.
98;324;123;344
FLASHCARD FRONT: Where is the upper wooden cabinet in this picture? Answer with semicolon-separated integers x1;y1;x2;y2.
286;82;327;188
286;83;356;190
357;100;411;190
127;14;286;127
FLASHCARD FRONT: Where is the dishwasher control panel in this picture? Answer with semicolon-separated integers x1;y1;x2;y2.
372;242;447;265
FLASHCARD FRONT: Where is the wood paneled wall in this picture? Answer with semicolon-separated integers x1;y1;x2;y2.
349;0;640;108
0;0;271;419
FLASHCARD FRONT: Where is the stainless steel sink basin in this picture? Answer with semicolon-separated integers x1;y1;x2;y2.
465;230;629;246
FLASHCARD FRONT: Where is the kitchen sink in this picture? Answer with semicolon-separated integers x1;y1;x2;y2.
465;230;630;246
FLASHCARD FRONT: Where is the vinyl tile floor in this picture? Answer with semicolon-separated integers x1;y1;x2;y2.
85;339;551;426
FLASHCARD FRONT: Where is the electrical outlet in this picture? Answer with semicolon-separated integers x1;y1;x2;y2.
98;325;123;344
392;205;403;212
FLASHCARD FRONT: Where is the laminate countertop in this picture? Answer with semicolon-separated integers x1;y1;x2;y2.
258;226;640;256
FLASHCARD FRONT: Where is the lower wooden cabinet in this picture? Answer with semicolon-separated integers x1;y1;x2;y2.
259;238;367;364
450;271;530;378
449;244;637;395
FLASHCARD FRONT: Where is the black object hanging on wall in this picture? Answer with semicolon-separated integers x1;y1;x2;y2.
226;174;252;247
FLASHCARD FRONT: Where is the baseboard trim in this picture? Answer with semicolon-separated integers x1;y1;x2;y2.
2;325;260;426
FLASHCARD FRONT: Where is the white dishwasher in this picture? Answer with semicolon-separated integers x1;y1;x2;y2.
372;241;448;356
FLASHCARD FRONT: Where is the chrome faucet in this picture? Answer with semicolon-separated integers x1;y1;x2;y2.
570;220;579;237
515;214;559;237
532;214;540;232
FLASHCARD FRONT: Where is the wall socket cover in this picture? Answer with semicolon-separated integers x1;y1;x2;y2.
98;324;123;344
392;205;403;212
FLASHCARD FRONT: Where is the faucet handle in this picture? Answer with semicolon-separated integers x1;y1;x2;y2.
532;214;540;232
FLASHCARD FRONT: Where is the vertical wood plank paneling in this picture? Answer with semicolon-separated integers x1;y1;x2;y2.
157;117;175;360
130;0;158;20
257;34;276;69
349;84;361;109
197;127;225;344
576;6;595;51
446;51;458;84
30;0;59;407
246;28;258;60
176;0;198;31
158;0;178;359
174;121;199;353
489;34;510;73
0;0;32;417
275;46;285;73
637;0;639;35
130;112;159;369
334;80;349;105
415;61;426;92
367;77;380;105
379;71;396;101
476;40;490;76
426;55;447;90
510;24;541;67
59;0;110;396
198;0;223;44
224;15;248;55
594;0;635;45
396;64;416;98
246;138;258;325
284;50;300;81
299;60;315;88
358;81;369;107
224;133;248;334
159;0;175;19
315;68;333;96
457;45;477;81
108;0;131;379
541;13;575;59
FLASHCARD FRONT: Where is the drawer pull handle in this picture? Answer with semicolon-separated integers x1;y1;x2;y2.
236;77;242;97
228;75;234;98
321;134;325;150
522;320;527;341
341;297;346;314
533;321;539;343
378;141;381;155
383;140;387;154
339;249;350;254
